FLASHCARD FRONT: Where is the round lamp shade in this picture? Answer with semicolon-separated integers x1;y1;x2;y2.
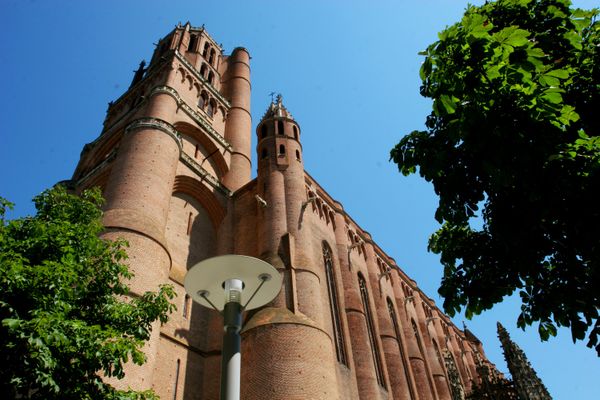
184;255;282;311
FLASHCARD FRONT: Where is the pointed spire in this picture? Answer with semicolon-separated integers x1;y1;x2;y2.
261;92;294;121
497;322;552;400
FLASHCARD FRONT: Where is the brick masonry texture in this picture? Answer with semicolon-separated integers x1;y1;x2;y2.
71;22;501;400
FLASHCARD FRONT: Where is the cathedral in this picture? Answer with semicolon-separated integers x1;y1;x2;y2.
70;22;522;400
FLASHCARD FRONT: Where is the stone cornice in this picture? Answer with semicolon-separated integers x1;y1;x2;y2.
174;50;231;109
153;85;232;152
76;150;117;186
125;117;183;152
181;152;231;196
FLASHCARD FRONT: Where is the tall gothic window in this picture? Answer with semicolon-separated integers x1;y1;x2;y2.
323;242;347;365
387;297;415;400
358;273;386;387
412;319;436;395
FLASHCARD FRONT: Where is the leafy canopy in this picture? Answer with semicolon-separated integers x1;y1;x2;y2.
0;186;176;399
391;0;599;354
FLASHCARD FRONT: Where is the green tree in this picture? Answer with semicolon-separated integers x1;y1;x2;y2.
390;0;599;354
0;186;175;399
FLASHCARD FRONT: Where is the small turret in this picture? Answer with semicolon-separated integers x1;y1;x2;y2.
256;94;303;169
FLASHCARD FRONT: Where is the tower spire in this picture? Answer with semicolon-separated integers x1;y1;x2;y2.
497;322;552;400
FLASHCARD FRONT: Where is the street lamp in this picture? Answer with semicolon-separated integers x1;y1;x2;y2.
184;255;282;400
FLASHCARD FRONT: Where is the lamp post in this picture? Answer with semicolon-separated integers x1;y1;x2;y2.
184;255;282;400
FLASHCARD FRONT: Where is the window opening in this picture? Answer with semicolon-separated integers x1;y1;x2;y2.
279;144;285;155
188;34;198;52
183;294;191;319
200;64;208;78
261;148;268;159
412;319;436;395
208;71;214;85
387;298;416;400
186;212;193;236
324;243;347;365
172;359;181;400
261;124;268;139
207;100;214;117
198;92;207;109
359;274;386;387
293;125;298;139
203;42;210;57
295;150;301;160
277;120;284;135
209;48;215;65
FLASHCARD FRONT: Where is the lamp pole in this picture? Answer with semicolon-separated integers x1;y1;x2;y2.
221;279;243;400
184;256;282;400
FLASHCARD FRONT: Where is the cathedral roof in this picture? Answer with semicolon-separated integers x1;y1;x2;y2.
261;94;294;121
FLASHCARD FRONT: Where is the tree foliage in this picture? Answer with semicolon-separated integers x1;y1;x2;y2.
390;0;599;354
0;186;176;399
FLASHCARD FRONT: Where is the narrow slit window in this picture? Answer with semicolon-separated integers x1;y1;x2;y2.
324;243;347;365
209;48;216;65
359;273;386;387
279;144;285;155
172;359;181;400
200;64;208;78
203;42;210;57
278;120;284;135
186;212;193;236
207;100;215;117
208;71;215;85
295;150;301;160
261;124;268;139
293;125;298;139
183;294;191;319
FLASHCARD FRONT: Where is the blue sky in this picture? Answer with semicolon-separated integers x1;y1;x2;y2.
1;1;598;398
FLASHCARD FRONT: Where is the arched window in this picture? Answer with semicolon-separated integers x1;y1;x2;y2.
188;34;198;52
387;298;416;400
200;63;208;78
295;150;301;160
209;48;216;65
207;100;215;117
293;125;298;139
358;273;386;387
261;148;268;159
277;120;284;135
208;71;214;85
324;243;347;365
412;319;436;394
432;339;445;372
203;42;210;57
261;124;268;139
279;144;285;155
198;92;208;109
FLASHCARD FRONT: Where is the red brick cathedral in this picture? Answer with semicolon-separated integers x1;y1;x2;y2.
71;23;502;400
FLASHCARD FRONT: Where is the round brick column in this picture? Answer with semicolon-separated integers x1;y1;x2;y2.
222;47;252;192
101;91;180;391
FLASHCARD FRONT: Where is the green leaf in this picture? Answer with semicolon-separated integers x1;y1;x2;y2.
439;94;457;114
493;26;530;48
